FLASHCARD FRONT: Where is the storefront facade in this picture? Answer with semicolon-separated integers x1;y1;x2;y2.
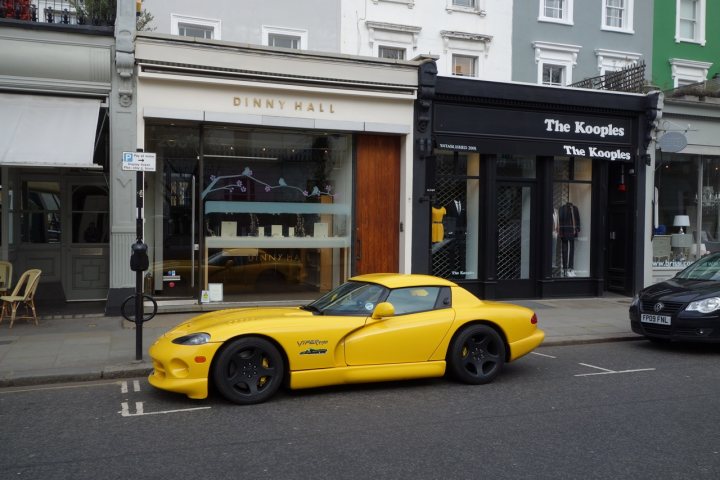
0;22;114;303
116;33;419;308
412;62;661;299
649;93;720;285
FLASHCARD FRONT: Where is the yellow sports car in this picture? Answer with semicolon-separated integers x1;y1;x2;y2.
148;273;544;404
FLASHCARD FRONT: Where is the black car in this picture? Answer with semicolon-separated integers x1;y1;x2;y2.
630;252;720;342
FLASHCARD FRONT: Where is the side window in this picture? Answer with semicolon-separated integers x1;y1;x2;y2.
386;286;442;315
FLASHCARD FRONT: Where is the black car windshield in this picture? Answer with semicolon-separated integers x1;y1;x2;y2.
676;253;720;280
305;281;388;315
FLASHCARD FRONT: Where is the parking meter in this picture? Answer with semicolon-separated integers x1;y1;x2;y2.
130;241;149;272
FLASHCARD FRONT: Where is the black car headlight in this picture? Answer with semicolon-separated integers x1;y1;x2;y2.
630;294;640;308
686;297;720;314
172;333;211;345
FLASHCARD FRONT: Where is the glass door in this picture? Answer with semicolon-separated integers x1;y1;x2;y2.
495;182;536;298
159;168;198;299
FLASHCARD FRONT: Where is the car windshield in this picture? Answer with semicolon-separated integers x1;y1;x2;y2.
676;253;720;281
304;281;388;315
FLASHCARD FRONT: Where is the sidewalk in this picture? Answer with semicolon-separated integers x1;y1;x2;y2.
0;295;637;388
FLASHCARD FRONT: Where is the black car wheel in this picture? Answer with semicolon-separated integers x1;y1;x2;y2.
447;324;505;385
212;337;285;405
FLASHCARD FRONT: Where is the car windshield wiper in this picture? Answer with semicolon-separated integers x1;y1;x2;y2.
299;304;322;314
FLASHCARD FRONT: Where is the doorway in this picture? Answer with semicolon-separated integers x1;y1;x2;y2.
495;182;537;298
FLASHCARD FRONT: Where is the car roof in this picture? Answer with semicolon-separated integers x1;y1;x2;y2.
349;273;458;289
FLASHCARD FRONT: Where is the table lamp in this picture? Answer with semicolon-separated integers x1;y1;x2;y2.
673;215;690;234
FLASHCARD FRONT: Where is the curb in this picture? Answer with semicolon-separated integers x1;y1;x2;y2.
0;363;153;388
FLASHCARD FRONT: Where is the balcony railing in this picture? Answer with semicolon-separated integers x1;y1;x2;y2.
0;0;116;27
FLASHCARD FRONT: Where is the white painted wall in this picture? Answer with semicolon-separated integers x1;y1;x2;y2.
341;0;513;80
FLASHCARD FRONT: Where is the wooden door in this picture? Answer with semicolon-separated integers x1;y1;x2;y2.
354;135;400;274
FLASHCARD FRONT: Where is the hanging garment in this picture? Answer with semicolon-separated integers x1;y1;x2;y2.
431;206;446;243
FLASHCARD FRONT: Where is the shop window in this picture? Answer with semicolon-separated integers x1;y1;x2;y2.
72;185;109;244
452;55;478;77
431;152;480;281
201;128;352;298
263;26;307;50
676;0;705;45
171;14;221;40
378;45;406;60
539;0;573;25
602;0;633;33
654;153;720;267
18;181;60;244
552;157;592;278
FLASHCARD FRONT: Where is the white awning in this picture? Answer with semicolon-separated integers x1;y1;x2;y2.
0;93;101;168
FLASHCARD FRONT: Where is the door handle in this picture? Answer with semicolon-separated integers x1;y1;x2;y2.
355;238;361;261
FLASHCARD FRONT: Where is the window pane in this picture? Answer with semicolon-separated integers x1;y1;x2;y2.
269;34;300;49
386;287;440;314
178;23;213;39
543;64;565;85
679;0;698;39
20;181;60;243
453;55;476;77
544;0;564;18
453;0;476;7
605;0;624;27
431;152;480;281
701;157;720;256
497;155;536;179
72;185;109;244
378;46;405;60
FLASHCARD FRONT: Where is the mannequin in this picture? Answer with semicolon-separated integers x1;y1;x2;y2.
558;201;580;276
431;204;446;243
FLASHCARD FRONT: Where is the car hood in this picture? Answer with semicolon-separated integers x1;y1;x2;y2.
641;278;720;302
163;307;315;341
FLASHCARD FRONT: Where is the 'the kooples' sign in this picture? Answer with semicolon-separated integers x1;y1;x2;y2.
544;118;625;138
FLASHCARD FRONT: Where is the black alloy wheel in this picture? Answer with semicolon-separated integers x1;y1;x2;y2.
212;337;285;405
447;324;506;385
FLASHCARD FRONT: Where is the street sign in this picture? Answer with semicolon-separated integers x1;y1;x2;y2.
122;151;157;171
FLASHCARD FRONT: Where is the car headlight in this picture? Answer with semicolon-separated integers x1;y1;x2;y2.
630;294;640;308
172;333;211;345
686;297;720;314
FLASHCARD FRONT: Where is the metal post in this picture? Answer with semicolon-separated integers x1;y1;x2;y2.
135;164;144;361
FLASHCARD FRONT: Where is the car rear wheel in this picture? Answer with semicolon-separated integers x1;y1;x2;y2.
447;324;505;385
212;337;285;405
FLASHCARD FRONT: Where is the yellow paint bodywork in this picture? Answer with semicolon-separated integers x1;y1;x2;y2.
148;273;544;400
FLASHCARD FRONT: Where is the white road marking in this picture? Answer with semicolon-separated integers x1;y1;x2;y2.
120;401;211;417
133;380;141;392
531;352;557;359
578;363;615;373
575;363;656;377
120;381;128;394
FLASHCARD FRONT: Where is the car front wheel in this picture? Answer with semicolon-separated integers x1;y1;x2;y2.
447;324;505;385
212;337;285;405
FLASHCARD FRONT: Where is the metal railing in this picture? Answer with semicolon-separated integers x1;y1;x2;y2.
0;0;115;27
570;60;647;93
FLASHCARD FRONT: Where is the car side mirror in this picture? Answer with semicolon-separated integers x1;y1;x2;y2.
371;302;394;320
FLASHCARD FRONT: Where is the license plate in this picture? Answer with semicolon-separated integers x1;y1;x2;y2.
641;313;671;325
